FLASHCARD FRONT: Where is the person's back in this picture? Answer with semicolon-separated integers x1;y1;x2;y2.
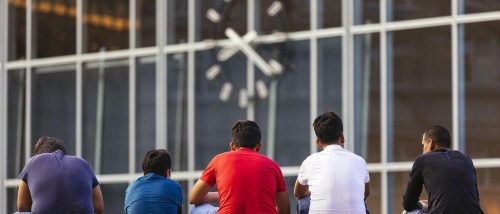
124;149;183;214
403;149;483;214
125;173;182;213
300;145;368;213
402;125;483;214
202;148;285;213
19;150;98;213
189;120;290;214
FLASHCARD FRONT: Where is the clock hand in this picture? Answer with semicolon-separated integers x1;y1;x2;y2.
218;31;258;62
225;28;274;76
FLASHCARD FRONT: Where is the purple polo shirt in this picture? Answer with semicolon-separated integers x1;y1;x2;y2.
19;150;99;214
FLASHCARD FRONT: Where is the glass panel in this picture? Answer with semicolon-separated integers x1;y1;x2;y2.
31;0;76;58
82;59;129;174
8;0;26;61
464;1;500;14
135;57;156;173
167;53;188;171
257;0;304;34
285;0;310;32
317;37;342;118
319;0;341;28
476;168;500;213
7;70;25;179
178;180;189;214
194;49;246;170
354;0;380;25
365;172;381;214
390;0;450;22
196;0;247;41
284;176;298;211
32;66;76;155
7;187;18;214
464;21;500;158
83;0;129;53
354;33;380;163
136;0;156;47
255;40;310;167
100;183;129;213
167;0;188;44
392;26;452;162
391;171;429;214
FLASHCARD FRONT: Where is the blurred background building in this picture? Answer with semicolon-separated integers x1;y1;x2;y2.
1;0;500;213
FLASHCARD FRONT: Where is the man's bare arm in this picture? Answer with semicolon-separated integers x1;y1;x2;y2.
92;185;104;214
293;180;310;199
17;180;32;212
364;182;370;201
275;191;290;214
188;179;219;205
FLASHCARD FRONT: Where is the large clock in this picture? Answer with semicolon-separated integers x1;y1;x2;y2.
203;0;289;108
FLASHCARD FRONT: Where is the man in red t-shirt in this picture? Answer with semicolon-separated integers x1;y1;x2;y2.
188;120;290;214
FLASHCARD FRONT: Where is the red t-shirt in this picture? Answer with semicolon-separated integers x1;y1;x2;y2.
199;148;287;214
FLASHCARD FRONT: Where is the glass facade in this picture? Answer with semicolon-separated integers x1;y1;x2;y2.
1;1;500;213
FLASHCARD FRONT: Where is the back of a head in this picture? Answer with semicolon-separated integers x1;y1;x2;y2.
231;120;261;149
313;111;343;144
142;149;172;175
34;136;67;155
424;125;451;148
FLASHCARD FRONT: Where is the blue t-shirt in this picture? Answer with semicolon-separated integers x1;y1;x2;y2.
19;150;99;214
125;173;183;214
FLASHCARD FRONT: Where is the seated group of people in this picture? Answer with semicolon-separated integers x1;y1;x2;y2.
16;112;484;214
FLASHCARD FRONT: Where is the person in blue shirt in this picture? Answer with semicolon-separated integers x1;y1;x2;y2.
125;149;183;213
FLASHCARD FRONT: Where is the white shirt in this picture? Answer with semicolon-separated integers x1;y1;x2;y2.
297;144;369;214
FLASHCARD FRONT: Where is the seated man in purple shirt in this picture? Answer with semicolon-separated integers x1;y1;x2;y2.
17;136;104;214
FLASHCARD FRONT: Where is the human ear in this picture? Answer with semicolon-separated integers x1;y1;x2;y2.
230;142;237;151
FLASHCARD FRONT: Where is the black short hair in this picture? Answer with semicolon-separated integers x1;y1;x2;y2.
313;111;343;144
231;120;261;149
34;136;67;155
424;125;451;148
142;149;172;175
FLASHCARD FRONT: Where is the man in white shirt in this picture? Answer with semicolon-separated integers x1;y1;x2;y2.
294;111;370;214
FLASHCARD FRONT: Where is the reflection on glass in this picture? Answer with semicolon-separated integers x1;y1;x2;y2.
7;70;25;179
196;0;247;41
83;0;129;53
319;0;341;28
82;59;129;174
100;183;129;213
135;57;156;173
390;0;450;22
464;21;500;159
354;0;379;25
136;0;156;47
255;40;310;167
283;0;310;32
476;168;500;213
392;26;452;162
31;0;76;58
167;53;188;171
354;33;380;163
194;50;246;170
8;0;26;61
167;0;188;44
464;1;500;14
365;173;381;214
317;37;342;118
32;66;76;155
390;171;428;214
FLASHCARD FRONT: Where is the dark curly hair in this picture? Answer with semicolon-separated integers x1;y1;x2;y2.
231;120;261;149
142;149;172;176
313;111;343;144
34;136;67;155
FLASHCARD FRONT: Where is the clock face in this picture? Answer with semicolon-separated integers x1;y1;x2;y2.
204;0;289;108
